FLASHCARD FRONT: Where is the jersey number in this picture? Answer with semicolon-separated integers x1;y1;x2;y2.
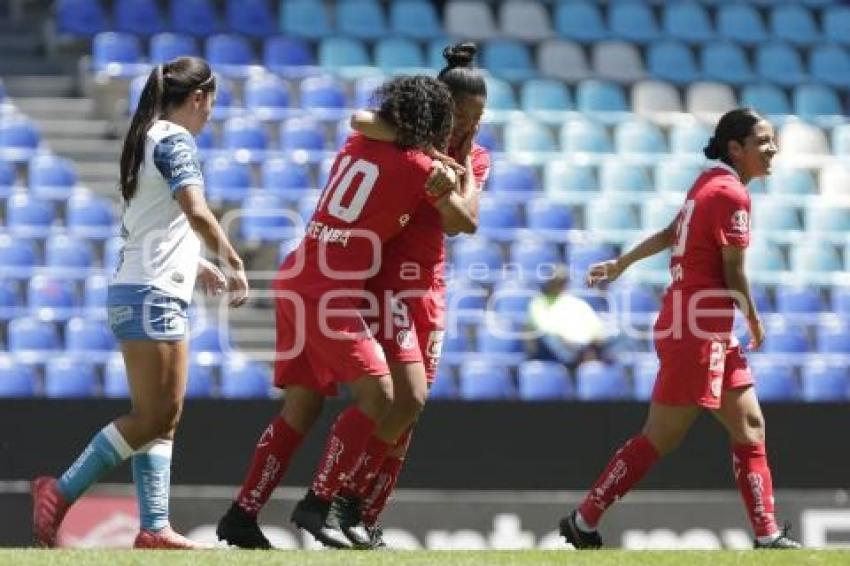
318;156;379;223
672;199;696;257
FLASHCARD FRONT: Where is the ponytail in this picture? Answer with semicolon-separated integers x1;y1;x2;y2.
703;108;763;167
437;42;486;99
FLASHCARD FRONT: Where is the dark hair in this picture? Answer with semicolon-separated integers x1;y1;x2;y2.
703;108;764;165
119;56;215;201
437;42;487;100
374;75;454;150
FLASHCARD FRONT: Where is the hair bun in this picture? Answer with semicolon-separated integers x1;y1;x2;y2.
443;42;477;69
703;136;721;160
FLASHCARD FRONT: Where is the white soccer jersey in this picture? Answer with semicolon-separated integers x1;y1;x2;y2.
111;120;203;303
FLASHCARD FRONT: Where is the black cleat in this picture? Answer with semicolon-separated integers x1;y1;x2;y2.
216;502;272;549
559;510;603;550
754;524;803;549
365;523;388;550
332;495;372;549
291;490;353;549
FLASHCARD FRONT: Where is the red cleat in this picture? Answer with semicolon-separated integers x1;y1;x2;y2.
32;476;70;548
133;525;210;549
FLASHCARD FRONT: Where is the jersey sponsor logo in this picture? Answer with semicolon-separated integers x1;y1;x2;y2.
305;220;352;247
399;213;410;227
426;330;445;359
710;377;722;398
107;305;134;329
396;329;415;350
730;210;749;233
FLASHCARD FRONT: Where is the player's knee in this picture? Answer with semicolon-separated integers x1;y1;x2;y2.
744;412;766;443
395;384;427;420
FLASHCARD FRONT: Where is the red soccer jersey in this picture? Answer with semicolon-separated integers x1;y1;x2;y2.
656;163;752;337
377;144;491;287
278;134;435;297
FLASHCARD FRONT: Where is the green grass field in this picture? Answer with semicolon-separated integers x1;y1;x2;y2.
2;550;849;566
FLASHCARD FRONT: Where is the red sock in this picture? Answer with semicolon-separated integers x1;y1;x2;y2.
361;427;413;525
577;434;660;528
732;442;778;538
344;435;393;500
236;416;304;517
311;407;377;501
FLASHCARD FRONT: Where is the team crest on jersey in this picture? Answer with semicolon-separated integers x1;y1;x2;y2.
426;330;445;359
399;213;410;227
396;329;415;350
730;209;749;233
710;377;722;398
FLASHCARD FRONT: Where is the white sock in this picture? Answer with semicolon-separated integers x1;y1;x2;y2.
575;511;596;533
756;531;780;545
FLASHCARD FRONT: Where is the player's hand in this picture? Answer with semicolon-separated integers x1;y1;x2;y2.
226;266;250;308
746;316;765;351
426;161;458;198
425;146;465;175
456;124;478;163
586;259;624;287
197;258;227;297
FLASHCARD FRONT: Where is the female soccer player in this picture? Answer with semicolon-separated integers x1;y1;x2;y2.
560;108;801;550
215;75;456;549
32;56;249;549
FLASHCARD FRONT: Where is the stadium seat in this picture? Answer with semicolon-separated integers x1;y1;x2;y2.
296;193;320;224
762;316;809;353
559;118;612;156
756;43;808;87
576;361;630;400
538;40;591;82
445;277;488;320
647;41;701;85
519;79;572;124
717;3;768;46
518;361;572;400
791;241;843;276
746;240;787;275
186;360;216;398
749;357;799;401
833;124;850;157
114;0;163;36
0;279;22;320
56;0;108;37
240;193;302;241
817;316;850;354
65;316;116;359
508;238;561;278
45;357;98;398
575;80;628;123
770;4;821;46
28;275;78;320
487;161;539;194
632;80;683;124
820;164;850;197
504;120;557;156
544;162;598;198
8;317;60;354
204;157;252;203
701;43;755;86
831;287;850;315
459;359;514;400
491;278;537;318
662;1;714;44
608;1;660;44
263;36;317;78
632;357;658;401
103;355;129;398
586;200;640;234
611;284;660;316
221;356;270;398
243;73;292;121
600;161;652;193
642;198;681;231
150;33;198;64
66;192;116;239
779;122;829;156
655;161;701;194
776;284;824;314
226;0;275;37
222;117;268;161
499;0;553;42
0;158;15;194
568;243;616;277
805;203;850;236
670;121;710;156
0;355;35;397
262;157;311;196
445;0;498;40
375;38;425;74
475;123;500;152
810;45;850;90
526;198;573;235
169;0;219;37
299;76;348;121
767;167;816;196
28;154;77;200
389;0;443;40
84;274;108;314
45;234;94;273
741;84;791;117
429;366;457;400
824;6;850;46
554;1;607;44
0;118;41;162
280;117;327;162
280;0;332;40
318;37;376;80
451;239;503;279
793;85;844;125
614;120;667;157
190;325;228;355
6;193;55;237
336;0;387;40
0;232;37;276
483;40;536;82
754;200;802;233
92;32;144;76
592;41;645;84
802;361;848;402
205;34;255;78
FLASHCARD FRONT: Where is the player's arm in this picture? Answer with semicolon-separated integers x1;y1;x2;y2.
587;219;676;286
722;246;764;350
350;110;397;142
434;154;480;236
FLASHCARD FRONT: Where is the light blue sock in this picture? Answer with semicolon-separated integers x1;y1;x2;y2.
57;423;134;503
132;438;173;532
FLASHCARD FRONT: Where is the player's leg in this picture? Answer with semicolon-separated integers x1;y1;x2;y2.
711;385;801;548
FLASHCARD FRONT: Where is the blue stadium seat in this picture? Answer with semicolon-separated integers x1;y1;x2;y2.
389;0;442;39
747;241;787;274
615;120;667;157
0;118;41;162
831;287;850;315
749;357;799;402
756;43;808;87
240;193;301;241
299;75;348;121
586;200;640;233
226;0;275;37
518;361;572;400
205;34;255;78
504;120;557;155
500;0;553;43
263;37;317;78
741;84;791;117
568;243;616;277
297;193;320;224
56;0;108;37
791;242;843;276
222;117;268;161
544;162;598;197
762;316;809;353
114;0;163;36
451;239;503;278
445;277;488;321
429;366;457;400
0;279;22;320
755;200;802;232
483;40;536;82
669;121;710;156
802;361;848;402
776;284;824;314
318;37;375;80
576;361;630;400
632;357;658;401
770;4;821;47
221;356;270;398
824;6;850;47
600;161;652;193
45;234;93;273
186;360;216;398
477;199;523;238
204;157;252;203
475;123;500;153
210;75;237;121
612;284;660;315
817;316;850;354
169;0;219;37
701;43;755;86
6;193;55;237
508;238;560;278
767;167;816;195
103;355;129;398
833;124;850;158
337;0;387;40
243;74;292;121
487;161;539;194
526;198;573;234
0;355;35;397
642;198;681;231
491;279;536;318
810;45;850;90
150;33;198;64
28;275;78;320
92;32;144;76
717;3;768;46
281;0;331;40
262;157;311;196
608;0;660;44
190;325;228;354
84;274;108;313
375;38;425;74
655;161;700;194
483;77;519;120
559;119;612;155
794;85;844;124
0;159;15;194
29;154;77;200
0;233;38;276
662;1;714;44
806;203;850;235
67;192;116;239
8;317;60;354
575;80;628;121
647;41;701;85
45;357;98;398
520;79;572;124
459;359;514;400
280;117;327;162
65;316;116;359
554;1;607;44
